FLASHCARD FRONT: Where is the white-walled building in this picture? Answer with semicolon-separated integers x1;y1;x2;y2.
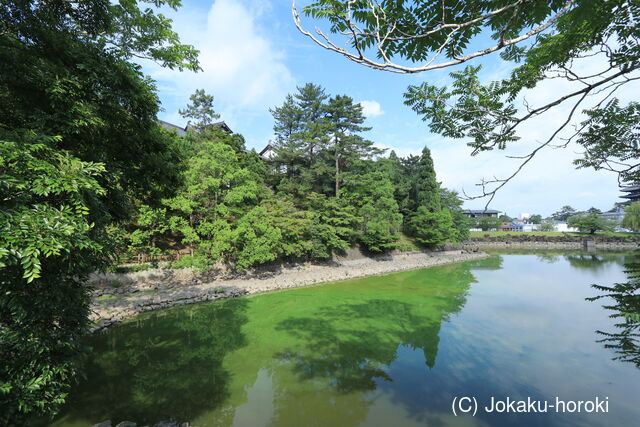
554;221;578;232
259;143;276;160
601;207;625;222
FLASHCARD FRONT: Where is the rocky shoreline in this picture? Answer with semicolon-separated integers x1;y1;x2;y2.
88;249;489;332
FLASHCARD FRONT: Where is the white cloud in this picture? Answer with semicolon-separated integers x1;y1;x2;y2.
145;0;295;131
359;100;384;117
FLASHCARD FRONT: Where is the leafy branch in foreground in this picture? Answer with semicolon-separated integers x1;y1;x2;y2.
294;0;640;205
0;130;107;423
1;1;199;422
587;260;640;368
293;0;575;73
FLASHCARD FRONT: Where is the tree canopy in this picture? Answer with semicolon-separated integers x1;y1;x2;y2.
552;205;578;221
0;0;197;422
179;89;221;133
622;202;640;231
567;213;614;234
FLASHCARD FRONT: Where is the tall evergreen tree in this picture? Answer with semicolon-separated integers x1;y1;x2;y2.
407;147;455;247
381;150;410;212
324;95;380;197
342;163;403;252
397;154;421;216
413;148;441;211
270;93;305;178
295;83;329;166
270;84;330;197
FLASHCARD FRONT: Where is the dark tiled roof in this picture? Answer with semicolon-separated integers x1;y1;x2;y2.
621;185;640;192
185;121;233;134
158;120;187;136
159;120;233;135
462;209;501;214
259;144;273;156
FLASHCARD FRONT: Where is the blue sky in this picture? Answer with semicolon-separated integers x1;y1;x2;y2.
141;0;632;217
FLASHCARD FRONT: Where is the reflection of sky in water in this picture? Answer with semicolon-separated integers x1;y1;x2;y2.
50;253;640;427
370;255;637;427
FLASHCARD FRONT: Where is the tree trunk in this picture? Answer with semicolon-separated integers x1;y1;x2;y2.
335;153;340;198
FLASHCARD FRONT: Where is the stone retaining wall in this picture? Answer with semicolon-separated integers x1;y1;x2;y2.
89;249;489;332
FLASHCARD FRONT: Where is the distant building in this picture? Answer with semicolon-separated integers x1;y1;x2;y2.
553;221;578;233
500;221;523;232
158;120;233;135
259;143;276;160
519;213;531;221
158;120;187;136
462;209;501;219
620;184;640;203
601;207;625;222
499;220;541;232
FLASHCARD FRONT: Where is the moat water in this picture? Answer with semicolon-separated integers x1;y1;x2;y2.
50;252;640;426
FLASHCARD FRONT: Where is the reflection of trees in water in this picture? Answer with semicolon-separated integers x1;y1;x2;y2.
267;353;375;427
51;262;482;427
466;255;503;270
587;258;640;368
275;267;474;394
52;298;249;426
564;254;628;272
276;300;441;393
537;254;560;263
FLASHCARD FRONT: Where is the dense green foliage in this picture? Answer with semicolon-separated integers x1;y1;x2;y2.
552;205;578;222
539;219;556;232
529;214;543;224
1;2;469;421
165;130;282;270
152;85;467;270
623;203;640;232
0;130;107;422
476;216;503;231
266;84;465;252
0;0;197;422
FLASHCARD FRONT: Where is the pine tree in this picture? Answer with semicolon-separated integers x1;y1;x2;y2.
270;93;306;178
270;84;330;197
407;147;455;247
324;95;381;197
179;89;220;133
342;163;403;252
295;83;329;166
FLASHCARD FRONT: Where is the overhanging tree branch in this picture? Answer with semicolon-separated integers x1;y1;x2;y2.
292;0;575;73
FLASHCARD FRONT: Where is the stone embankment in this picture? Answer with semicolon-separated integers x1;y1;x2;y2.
91;420;189;427
89;249;489;332
465;234;639;250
